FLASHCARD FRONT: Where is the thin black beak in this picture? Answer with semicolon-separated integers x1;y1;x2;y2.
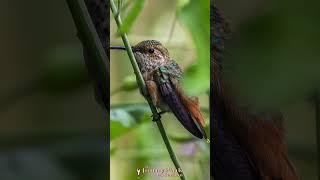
110;46;126;50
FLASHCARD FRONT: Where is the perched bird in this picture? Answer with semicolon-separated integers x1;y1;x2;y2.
212;4;299;180
111;40;208;140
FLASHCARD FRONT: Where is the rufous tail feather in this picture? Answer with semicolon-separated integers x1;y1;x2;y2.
169;77;208;141
180;95;206;127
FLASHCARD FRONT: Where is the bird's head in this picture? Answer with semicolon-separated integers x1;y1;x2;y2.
110;40;170;63
131;40;170;63
110;40;171;73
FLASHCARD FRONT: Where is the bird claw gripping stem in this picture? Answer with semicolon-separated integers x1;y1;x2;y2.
151;111;166;122
151;112;161;122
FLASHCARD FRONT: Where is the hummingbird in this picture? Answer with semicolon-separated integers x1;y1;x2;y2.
111;40;208;140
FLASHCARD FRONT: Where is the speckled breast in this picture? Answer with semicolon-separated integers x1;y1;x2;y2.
134;52;166;74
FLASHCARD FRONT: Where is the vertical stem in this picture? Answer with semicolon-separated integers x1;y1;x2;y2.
66;0;110;179
157;121;186;180
66;0;109;110
315;92;320;180
109;0;186;179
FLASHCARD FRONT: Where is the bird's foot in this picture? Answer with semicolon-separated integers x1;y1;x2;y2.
151;111;165;122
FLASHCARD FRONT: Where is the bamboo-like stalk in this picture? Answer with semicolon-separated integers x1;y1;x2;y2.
109;0;186;179
315;92;320;180
66;1;110;179
66;0;109;111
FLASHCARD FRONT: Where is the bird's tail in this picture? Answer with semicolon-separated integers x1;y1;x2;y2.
170;78;209;141
177;89;209;142
157;80;204;139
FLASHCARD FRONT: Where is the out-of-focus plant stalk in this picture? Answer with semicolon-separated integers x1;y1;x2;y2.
66;0;110;178
315;92;320;180
66;0;109;110
109;0;186;179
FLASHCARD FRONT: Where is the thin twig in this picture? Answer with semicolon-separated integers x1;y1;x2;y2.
109;0;186;179
167;12;177;43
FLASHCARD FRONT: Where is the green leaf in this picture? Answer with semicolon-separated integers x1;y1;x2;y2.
177;0;210;95
111;108;135;127
177;0;190;9
110;142;117;156
118;0;145;34
117;0;123;13
121;75;138;91
110;103;151;140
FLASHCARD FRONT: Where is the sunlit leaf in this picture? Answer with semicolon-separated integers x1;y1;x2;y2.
111;108;135;127
110;142;117;156
118;0;145;34
121;75;138;91
177;0;210;95
177;0;190;9
110;103;151;140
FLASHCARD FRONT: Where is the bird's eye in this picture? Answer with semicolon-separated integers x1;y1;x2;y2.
148;48;154;53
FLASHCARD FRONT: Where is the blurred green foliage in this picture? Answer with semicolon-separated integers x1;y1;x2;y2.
111;0;210;140
110;103;151;140
110;0;210;179
178;0;210;95
42;44;88;93
177;0;190;9
118;0;145;34
0;1;107;179
121;75;138;91
225;0;320;110
110;75;138;96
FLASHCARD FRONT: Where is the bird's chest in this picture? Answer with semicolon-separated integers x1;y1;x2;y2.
137;59;165;74
134;53;166;74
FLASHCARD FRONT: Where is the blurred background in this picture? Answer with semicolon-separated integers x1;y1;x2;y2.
217;0;320;179
0;0;107;180
2;0;318;179
110;0;210;179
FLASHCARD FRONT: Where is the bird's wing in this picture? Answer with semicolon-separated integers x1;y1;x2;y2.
167;59;207;129
172;79;208;139
165;60;208;139
165;60;183;80
153;66;205;139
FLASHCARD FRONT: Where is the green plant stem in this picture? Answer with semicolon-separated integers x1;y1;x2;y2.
67;0;107;63
66;1;109;179
315;92;320;180
109;0;185;179
66;0;109;110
